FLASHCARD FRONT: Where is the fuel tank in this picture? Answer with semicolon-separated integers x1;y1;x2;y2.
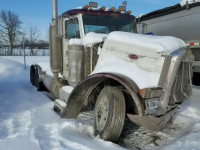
68;44;84;87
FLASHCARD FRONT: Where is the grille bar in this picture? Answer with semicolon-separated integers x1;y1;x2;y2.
169;62;192;105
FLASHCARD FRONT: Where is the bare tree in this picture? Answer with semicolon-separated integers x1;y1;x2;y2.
0;10;22;55
45;29;49;43
0;40;2;47
27;24;40;56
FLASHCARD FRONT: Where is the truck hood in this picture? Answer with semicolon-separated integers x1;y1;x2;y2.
92;31;186;89
106;31;185;55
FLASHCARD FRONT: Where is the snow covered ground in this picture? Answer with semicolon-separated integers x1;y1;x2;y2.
0;56;200;150
0;56;52;75
0;57;125;150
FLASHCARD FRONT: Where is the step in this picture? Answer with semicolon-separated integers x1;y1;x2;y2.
54;99;66;113
59;88;70;103
59;86;74;103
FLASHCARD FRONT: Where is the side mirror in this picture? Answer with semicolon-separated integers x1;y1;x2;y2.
57;16;63;37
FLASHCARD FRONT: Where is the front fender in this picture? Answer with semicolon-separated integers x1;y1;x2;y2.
62;73;145;119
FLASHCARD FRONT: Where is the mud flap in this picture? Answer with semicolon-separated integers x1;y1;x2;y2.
127;108;177;131
61;95;84;119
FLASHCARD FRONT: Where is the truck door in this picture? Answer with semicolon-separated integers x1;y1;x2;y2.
62;17;80;79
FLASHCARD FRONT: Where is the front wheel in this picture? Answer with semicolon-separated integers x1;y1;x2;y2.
94;86;126;142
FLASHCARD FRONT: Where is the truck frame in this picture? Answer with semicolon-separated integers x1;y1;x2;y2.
30;0;193;142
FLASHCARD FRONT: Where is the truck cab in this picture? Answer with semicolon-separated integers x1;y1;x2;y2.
30;1;193;143
58;5;136;80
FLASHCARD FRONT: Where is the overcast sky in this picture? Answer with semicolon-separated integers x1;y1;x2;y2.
0;0;181;40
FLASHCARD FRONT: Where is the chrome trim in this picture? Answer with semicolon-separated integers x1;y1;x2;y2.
159;48;187;114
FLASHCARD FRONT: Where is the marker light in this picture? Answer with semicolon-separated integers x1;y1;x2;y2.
108;7;116;12
83;5;89;10
100;6;106;11
139;87;163;99
127;10;132;15
118;8;122;13
129;54;138;59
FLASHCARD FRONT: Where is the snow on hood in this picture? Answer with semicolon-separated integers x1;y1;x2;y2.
107;31;185;53
92;55;161;89
93;31;186;89
180;0;200;6
69;32;108;46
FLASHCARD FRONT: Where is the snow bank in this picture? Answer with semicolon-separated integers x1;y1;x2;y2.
107;31;185;53
180;0;200;6
159;87;200;150
0;58;126;150
1;56;52;75
69;32;108;46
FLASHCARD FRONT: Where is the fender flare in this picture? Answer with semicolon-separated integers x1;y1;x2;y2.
62;73;145;119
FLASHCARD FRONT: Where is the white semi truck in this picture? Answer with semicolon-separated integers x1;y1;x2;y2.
137;1;200;85
30;0;193;142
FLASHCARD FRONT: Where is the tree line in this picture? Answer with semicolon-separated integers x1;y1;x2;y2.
0;10;49;56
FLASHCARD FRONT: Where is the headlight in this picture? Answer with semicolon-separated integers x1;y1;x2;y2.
139;87;163;99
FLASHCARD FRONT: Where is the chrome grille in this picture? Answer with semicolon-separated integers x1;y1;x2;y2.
169;62;192;105
84;43;100;77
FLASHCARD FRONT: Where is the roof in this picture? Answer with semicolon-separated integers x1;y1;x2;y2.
61;9;135;20
137;2;200;22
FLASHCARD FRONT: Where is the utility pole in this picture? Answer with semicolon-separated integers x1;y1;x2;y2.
23;33;26;70
17;30;26;69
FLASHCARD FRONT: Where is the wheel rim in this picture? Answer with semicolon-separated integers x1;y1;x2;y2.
95;96;109;132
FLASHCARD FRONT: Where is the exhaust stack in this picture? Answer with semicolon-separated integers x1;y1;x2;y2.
53;0;58;20
49;0;62;74
49;0;63;96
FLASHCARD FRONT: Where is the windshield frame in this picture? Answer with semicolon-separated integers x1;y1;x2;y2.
61;9;136;36
82;14;136;35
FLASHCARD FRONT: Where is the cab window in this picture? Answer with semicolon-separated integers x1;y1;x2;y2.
65;18;80;39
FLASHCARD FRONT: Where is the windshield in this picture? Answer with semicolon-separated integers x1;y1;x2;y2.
82;15;135;34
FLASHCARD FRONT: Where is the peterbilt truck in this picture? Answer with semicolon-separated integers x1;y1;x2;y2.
30;0;193;142
137;1;200;85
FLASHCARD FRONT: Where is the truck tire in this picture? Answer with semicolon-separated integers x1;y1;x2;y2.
94;86;126;142
30;66;35;85
34;68;39;87
34;68;45;91
37;81;46;91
